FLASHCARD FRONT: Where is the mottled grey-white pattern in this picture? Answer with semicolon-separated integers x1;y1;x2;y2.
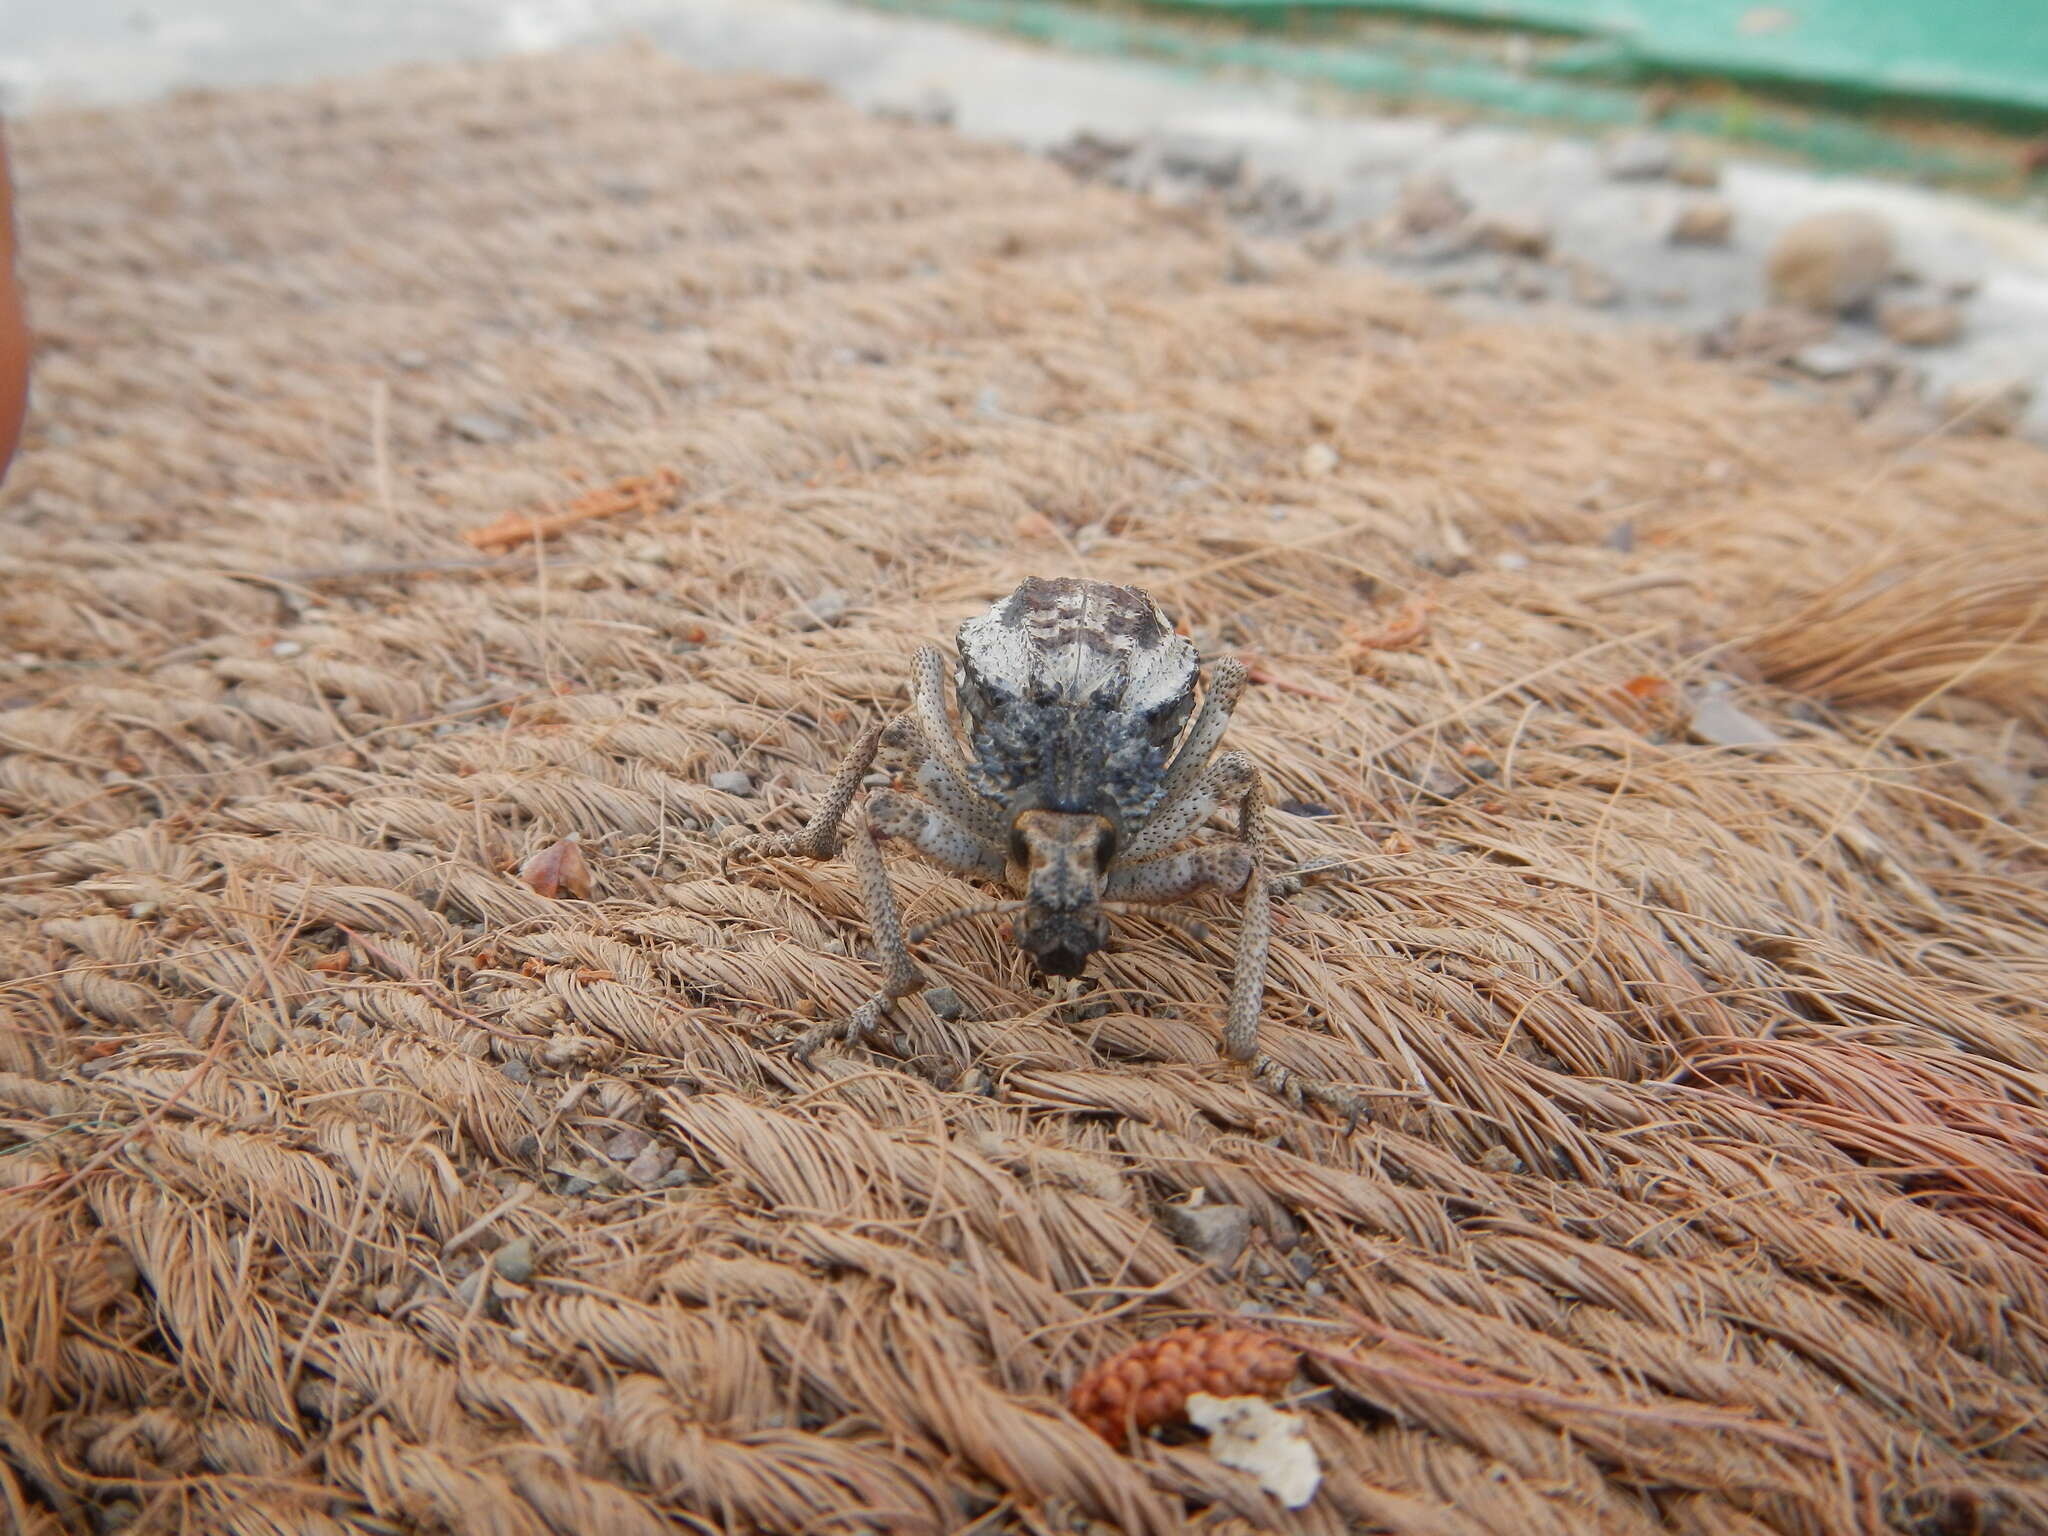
954;576;1199;830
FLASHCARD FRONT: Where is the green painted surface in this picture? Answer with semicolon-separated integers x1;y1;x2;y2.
852;0;2017;183
1133;1;2048;120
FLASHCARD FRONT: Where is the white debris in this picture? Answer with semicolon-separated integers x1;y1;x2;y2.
1186;1393;1322;1509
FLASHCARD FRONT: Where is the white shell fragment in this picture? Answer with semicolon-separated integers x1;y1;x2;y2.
1185;1392;1323;1509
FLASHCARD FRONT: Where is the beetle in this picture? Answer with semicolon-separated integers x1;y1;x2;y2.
728;576;1354;1111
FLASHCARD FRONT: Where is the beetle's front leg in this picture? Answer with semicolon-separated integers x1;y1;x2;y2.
796;804;926;1060
796;790;1009;1061
1111;778;1369;1124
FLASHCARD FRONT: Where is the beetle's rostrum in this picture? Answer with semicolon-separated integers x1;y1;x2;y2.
727;575;1357;1114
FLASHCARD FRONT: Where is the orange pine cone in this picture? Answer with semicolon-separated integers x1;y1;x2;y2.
1068;1326;1299;1446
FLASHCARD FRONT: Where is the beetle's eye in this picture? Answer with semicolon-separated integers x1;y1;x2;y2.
1094;827;1117;867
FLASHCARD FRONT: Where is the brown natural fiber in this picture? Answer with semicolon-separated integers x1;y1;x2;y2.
3;43;2048;1536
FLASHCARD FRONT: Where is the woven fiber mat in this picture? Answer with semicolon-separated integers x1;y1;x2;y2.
4;44;2048;1536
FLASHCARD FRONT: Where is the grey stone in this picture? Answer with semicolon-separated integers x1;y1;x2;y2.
795;588;850;629
625;1142;678;1188
1158;134;1244;188
1687;692;1784;749
1603;133;1673;181
1792;341;1884;379
448;411;516;444
491;1237;535;1283
709;770;754;797
924;985;965;1020
605;1126;653;1162
453;1267;495;1311
1395;171;1468;236
1163;1201;1252;1272
1568;261;1622;308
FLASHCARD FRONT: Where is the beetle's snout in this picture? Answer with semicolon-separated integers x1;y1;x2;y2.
1017;910;1109;978
1010;809;1116;978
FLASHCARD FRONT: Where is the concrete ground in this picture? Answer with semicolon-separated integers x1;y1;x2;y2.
7;0;2047;437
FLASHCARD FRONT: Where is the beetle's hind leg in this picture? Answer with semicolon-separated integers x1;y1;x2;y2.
724;716;894;868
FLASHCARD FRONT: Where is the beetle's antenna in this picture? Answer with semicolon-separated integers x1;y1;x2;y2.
1101;901;1212;944
908;901;1024;945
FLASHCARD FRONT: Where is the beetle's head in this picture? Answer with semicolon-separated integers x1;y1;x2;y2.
1008;808;1115;978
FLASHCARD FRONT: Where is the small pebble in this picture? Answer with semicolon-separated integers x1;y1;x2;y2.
491;1237;535;1283
448;411;517;444
1476;214;1550;259
1668;197;1733;246
1688;691;1783;749
393;349;430;371
606;1127;653;1162
625;1143;678;1188
1669;146;1722;187
924;985;966;1021
1159;134;1244;188
1936;377;2032;435
1418;764;1467;802
1876;298;1962;348
1163;1201;1253;1272
1395;171;1469;236
1300;442;1338;477
1567;261;1622;308
1792;341;1885;380
1604;133;1673;180
709;770;754;797
1767;209;1896;313
500;1058;531;1084
270;640;304;659
796;589;849;629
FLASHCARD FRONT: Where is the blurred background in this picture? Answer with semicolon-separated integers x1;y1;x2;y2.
6;0;2047;444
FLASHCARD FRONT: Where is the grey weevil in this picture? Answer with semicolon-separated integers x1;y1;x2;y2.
728;576;1359;1114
